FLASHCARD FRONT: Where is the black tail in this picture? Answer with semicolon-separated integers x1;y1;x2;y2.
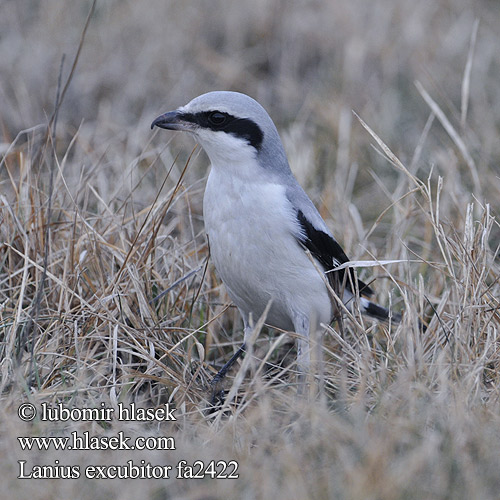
363;300;402;323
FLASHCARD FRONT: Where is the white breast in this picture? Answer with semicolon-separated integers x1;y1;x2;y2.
203;162;332;331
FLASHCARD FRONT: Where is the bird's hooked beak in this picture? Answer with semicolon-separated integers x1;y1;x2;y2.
151;110;193;131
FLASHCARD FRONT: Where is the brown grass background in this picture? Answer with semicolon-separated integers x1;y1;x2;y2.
1;0;499;498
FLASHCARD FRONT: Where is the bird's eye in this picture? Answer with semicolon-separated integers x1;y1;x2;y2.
208;111;227;126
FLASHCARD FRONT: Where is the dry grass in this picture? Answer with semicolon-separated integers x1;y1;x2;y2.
1;1;500;499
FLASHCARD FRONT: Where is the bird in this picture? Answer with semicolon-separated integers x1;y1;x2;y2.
151;91;400;403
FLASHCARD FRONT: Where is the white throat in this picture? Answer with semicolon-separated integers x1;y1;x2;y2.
193;129;259;176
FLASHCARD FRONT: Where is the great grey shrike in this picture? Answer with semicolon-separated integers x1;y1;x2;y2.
152;91;400;403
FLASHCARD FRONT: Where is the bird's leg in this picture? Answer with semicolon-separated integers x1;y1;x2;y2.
335;313;345;339
296;336;310;394
209;343;246;405
294;314;311;396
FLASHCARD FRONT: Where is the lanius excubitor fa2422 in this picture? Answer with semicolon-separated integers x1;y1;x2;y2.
152;91;400;403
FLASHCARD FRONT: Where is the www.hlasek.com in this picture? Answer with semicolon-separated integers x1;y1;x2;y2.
18;431;176;452
17;402;239;480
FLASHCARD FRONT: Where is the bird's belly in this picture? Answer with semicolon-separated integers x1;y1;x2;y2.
203;173;331;330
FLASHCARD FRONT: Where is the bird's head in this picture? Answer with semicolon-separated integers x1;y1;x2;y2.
151;91;289;171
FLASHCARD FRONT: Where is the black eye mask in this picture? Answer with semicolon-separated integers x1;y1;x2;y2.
179;110;264;150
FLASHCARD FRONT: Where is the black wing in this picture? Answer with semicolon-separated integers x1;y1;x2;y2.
296;210;374;297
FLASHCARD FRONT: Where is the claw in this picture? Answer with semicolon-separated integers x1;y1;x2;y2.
209;376;226;406
206;344;246;411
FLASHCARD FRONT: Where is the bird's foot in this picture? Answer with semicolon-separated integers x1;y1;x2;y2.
206;345;246;412
210;374;226;405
